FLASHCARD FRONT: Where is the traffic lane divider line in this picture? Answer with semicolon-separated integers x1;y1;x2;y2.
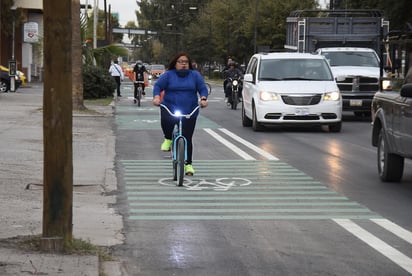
334;219;412;274
203;128;255;160
218;128;279;160
371;218;412;246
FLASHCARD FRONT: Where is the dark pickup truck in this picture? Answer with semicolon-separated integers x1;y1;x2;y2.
371;83;412;182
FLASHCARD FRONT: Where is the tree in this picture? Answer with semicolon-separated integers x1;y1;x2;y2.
72;0;86;110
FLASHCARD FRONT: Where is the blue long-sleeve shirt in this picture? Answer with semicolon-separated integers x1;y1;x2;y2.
153;69;208;115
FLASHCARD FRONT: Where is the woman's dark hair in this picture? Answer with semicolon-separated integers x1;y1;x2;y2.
167;52;193;70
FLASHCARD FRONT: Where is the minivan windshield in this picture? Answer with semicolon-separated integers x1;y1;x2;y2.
322;51;379;67
258;59;334;81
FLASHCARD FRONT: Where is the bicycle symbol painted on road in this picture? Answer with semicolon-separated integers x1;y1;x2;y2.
158;177;252;191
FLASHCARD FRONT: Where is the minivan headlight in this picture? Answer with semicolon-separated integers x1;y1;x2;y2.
324;91;340;101
259;91;279;101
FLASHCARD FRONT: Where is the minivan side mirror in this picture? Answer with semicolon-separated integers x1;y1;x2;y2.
244;73;254;83
400;83;412;98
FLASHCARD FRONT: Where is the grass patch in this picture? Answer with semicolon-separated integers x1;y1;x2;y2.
0;235;113;261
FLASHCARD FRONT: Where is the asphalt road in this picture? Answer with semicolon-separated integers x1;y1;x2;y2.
112;79;412;275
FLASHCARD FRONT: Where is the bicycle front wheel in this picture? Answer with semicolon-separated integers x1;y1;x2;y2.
206;82;212;95
175;137;185;186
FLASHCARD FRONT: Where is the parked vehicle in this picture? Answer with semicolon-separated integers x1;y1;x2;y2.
0;70;21;93
371;28;412;182
149;64;165;79
242;52;342;132
0;65;25;87
285;9;389;116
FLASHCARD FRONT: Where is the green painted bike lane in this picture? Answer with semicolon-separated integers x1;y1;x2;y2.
116;83;380;221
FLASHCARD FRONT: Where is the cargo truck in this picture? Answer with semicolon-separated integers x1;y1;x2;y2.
285;9;389;116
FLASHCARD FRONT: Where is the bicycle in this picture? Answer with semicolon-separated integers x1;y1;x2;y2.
134;73;145;106
205;82;212;95
160;103;200;186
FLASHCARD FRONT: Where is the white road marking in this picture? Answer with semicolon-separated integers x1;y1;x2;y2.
203;128;255;160
371;218;412;245
219;128;279;160
334;219;412;274
204;127;412;273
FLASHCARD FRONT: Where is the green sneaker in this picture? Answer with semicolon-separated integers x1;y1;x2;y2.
185;164;195;176
161;139;172;151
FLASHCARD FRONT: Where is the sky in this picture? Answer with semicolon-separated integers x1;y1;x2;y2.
82;0;138;27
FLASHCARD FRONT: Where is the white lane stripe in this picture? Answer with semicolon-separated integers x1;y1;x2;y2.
371;218;412;246
204;128;255;160
219;128;279;160
334;219;412;274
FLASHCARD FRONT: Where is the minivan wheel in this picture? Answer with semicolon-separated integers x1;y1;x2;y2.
252;104;264;131
377;129;404;182
329;122;342;132
242;102;252;127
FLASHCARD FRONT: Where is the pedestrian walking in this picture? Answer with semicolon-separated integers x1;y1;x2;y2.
109;60;124;97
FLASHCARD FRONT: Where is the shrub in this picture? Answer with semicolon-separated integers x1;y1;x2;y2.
82;64;116;99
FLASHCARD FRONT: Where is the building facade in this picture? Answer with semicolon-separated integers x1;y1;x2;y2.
0;0;43;82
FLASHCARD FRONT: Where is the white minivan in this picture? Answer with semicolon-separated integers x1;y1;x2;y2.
242;52;342;132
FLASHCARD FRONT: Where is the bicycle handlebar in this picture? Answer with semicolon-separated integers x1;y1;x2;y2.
160;104;200;119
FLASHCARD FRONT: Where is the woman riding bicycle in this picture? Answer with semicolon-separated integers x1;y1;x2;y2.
152;52;209;176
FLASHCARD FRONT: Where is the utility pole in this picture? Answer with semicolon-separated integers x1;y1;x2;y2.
42;0;73;252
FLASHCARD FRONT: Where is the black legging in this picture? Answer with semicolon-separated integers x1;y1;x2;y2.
113;76;121;96
160;107;197;164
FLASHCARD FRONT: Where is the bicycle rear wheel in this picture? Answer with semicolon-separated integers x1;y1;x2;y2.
175;137;185;186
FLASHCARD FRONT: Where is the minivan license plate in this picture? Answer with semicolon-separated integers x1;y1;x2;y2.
350;99;362;106
295;108;309;115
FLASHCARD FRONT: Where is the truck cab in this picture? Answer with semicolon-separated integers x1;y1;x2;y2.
371;28;412;182
284;9;389;117
316;47;381;116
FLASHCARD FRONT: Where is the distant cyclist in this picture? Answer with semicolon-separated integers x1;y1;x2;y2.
133;60;148;100
152;52;209;176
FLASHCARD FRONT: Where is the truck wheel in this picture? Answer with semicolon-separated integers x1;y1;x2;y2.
377;129;404;182
242;102;252;127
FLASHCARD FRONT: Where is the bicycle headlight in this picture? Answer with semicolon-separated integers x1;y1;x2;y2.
174;110;182;116
324;91;340;101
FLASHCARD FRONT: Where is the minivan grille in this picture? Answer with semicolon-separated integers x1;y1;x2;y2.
281;95;322;105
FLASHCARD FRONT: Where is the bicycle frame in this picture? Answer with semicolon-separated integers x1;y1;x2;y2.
160;104;200;185
134;81;145;106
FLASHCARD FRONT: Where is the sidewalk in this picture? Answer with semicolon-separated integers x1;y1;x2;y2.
0;83;123;275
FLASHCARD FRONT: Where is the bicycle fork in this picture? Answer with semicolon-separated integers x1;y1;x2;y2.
172;124;188;162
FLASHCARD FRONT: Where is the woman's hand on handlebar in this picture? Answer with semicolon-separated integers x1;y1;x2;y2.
200;98;208;108
153;95;161;106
